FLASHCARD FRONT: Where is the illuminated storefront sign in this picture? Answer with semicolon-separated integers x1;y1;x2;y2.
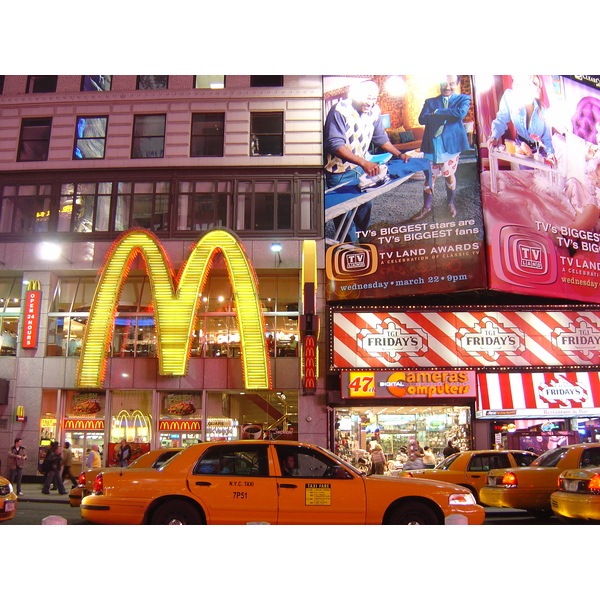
76;228;271;390
341;370;476;399
477;371;600;419
63;419;105;430
158;420;202;431
331;309;600;369
22;280;41;349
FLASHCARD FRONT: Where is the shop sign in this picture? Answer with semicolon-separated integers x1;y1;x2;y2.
302;335;317;394
76;228;271;390
165;394;197;416
158;420;201;431
477;371;600;419
341;370;476;399
63;419;105;430
331;309;600;369
22;281;41;349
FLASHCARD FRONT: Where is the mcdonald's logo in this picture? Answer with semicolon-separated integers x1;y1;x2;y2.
63;419;105;430
159;420;202;431
76;228;271;390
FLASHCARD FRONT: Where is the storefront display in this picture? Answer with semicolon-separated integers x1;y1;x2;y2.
335;405;472;468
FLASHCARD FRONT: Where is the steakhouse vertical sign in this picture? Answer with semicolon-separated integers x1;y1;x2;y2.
22;280;41;349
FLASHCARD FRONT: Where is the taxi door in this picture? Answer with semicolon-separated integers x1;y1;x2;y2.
188;443;278;524
273;445;367;524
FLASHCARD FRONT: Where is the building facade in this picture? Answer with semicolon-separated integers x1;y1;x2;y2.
0;75;328;477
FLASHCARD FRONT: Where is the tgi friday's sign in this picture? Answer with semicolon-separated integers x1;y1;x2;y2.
331;308;600;369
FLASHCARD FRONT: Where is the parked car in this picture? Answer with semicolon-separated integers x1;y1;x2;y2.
480;443;600;517
69;447;183;507
81;440;485;525
399;450;538;503
551;465;600;522
0;475;17;522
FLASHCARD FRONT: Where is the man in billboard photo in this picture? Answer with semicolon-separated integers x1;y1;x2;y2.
410;75;471;221
324;79;409;241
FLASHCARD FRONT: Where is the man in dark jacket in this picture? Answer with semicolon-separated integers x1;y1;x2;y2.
41;442;67;495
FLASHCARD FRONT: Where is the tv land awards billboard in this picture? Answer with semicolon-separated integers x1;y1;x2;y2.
323;75;600;305
474;75;600;303
323;75;487;302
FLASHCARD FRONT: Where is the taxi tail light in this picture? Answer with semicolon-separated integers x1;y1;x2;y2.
77;472;86;485
589;474;600;494
501;471;518;487
93;473;103;494
402;472;414;478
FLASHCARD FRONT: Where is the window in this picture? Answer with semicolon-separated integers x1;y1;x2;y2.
81;76;112;92
132;114;166;158
115;181;171;231
274;446;351;478
0;278;22;356
580;447;600;467
137;76;168;90
250;112;283;156
191;113;225;157
27;75;57;93
194;76;224;89
250;75;283;87
74;116;108;159
177;180;229;231
235;180;292;231
193;444;268;476
59;182;112;232
0;75;5;94
467;454;510;472
17;117;52;162
0;183;53;233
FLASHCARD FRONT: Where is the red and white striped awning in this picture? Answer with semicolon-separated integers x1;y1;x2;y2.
477;371;600;419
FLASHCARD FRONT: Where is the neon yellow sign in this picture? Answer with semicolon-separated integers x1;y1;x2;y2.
76;228;271;390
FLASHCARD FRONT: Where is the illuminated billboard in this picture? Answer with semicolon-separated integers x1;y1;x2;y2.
323;75;486;301
474;75;600;302
76;228;271;390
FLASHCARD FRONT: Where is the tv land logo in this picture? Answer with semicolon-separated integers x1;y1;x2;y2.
326;243;378;280
498;226;557;285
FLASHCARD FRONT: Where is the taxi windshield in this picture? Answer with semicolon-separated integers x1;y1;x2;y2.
434;454;460;471
531;446;569;467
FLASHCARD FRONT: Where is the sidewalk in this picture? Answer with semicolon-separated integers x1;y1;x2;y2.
16;482;72;504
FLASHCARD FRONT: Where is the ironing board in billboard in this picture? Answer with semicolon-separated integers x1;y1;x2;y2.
323;75;486;302
474;75;600;302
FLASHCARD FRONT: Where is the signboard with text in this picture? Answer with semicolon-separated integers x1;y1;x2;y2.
324;75;486;301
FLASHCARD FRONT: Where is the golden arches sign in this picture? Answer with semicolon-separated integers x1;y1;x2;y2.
76;228;271;390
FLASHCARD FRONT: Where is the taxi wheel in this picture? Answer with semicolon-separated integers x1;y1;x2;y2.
150;500;203;525
388;502;440;525
526;508;552;519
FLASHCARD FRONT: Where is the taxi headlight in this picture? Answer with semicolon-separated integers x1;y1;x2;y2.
448;492;477;506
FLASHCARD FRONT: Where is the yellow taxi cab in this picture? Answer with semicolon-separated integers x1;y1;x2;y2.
551;462;600;522
81;440;485;525
399;450;538;503
480;443;600;517
0;475;18;522
69;447;183;507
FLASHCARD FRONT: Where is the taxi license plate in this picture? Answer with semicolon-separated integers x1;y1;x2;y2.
2;500;15;512
564;480;579;492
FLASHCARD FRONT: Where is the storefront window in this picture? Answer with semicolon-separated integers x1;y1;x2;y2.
159;393;203;448
206;391;298;441
109;390;153;466
335;406;472;469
